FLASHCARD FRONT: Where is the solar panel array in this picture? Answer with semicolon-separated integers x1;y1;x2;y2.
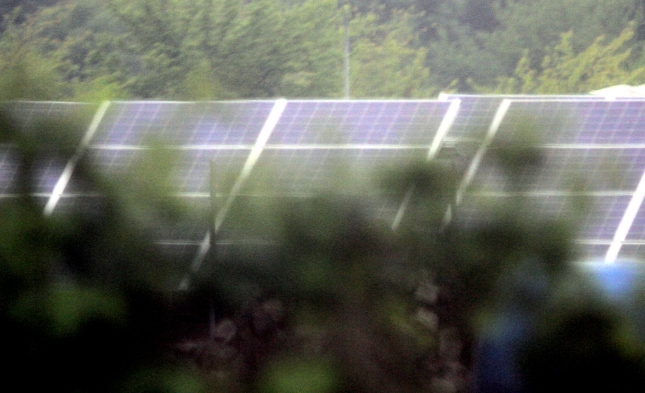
440;96;645;262
3;95;645;286
0;101;94;204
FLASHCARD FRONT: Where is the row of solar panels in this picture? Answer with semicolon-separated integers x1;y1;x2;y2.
2;95;645;282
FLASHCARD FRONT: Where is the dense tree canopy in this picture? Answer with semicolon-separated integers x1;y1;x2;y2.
3;0;645;98
493;25;645;94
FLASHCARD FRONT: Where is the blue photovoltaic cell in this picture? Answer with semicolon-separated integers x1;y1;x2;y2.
575;100;645;144
499;100;645;145
455;97;645;261
83;148;143;176
474;148;645;192
269;100;451;145
242;147;428;228
247;147;427;196
523;194;623;241
575;196;631;241
246;100;454;232
441;95;512;141
439;94;605;141
90;102;181;145
91;101;273;146
31;155;69;194
184;101;274;145
72;148;252;195
174;149;252;194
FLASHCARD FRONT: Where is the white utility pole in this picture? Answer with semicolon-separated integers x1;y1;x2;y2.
342;1;350;99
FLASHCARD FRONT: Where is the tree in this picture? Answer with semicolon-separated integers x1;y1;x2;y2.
277;0;344;98
0;0;132;100
492;26;645;94
0;8;65;99
0;99;200;392
426;0;644;91
483;0;642;80
0;0;61;31
106;0;301;98
349;10;433;97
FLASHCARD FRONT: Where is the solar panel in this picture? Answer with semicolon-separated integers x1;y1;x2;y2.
249;147;427;194
438;93;607;141
2;101;94;130
240;100;455;226
496;100;645;144
45;101;279;278
173;149;252;195
91;101;275;146
571;196;630;241
269;100;449;145
456;98;645;262
85;102;274;193
472;148;645;193
611;244;645;260
457;193;629;239
624;205;645;243
7;96;645;280
0;102;94;197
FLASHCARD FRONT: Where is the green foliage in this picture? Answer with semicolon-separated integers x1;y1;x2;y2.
0;1;133;100
279;0;343;98
487;0;641;76
493;25;645;94
0;11;65;99
260;359;339;393
427;0;645;91
8;0;645;97
0;0;61;31
175;60;235;100
106;0;294;98
1;0;435;99
70;75;130;102
0;101;203;392
350;10;432;98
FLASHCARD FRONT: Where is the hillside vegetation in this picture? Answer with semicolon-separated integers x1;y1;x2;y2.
2;0;645;100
